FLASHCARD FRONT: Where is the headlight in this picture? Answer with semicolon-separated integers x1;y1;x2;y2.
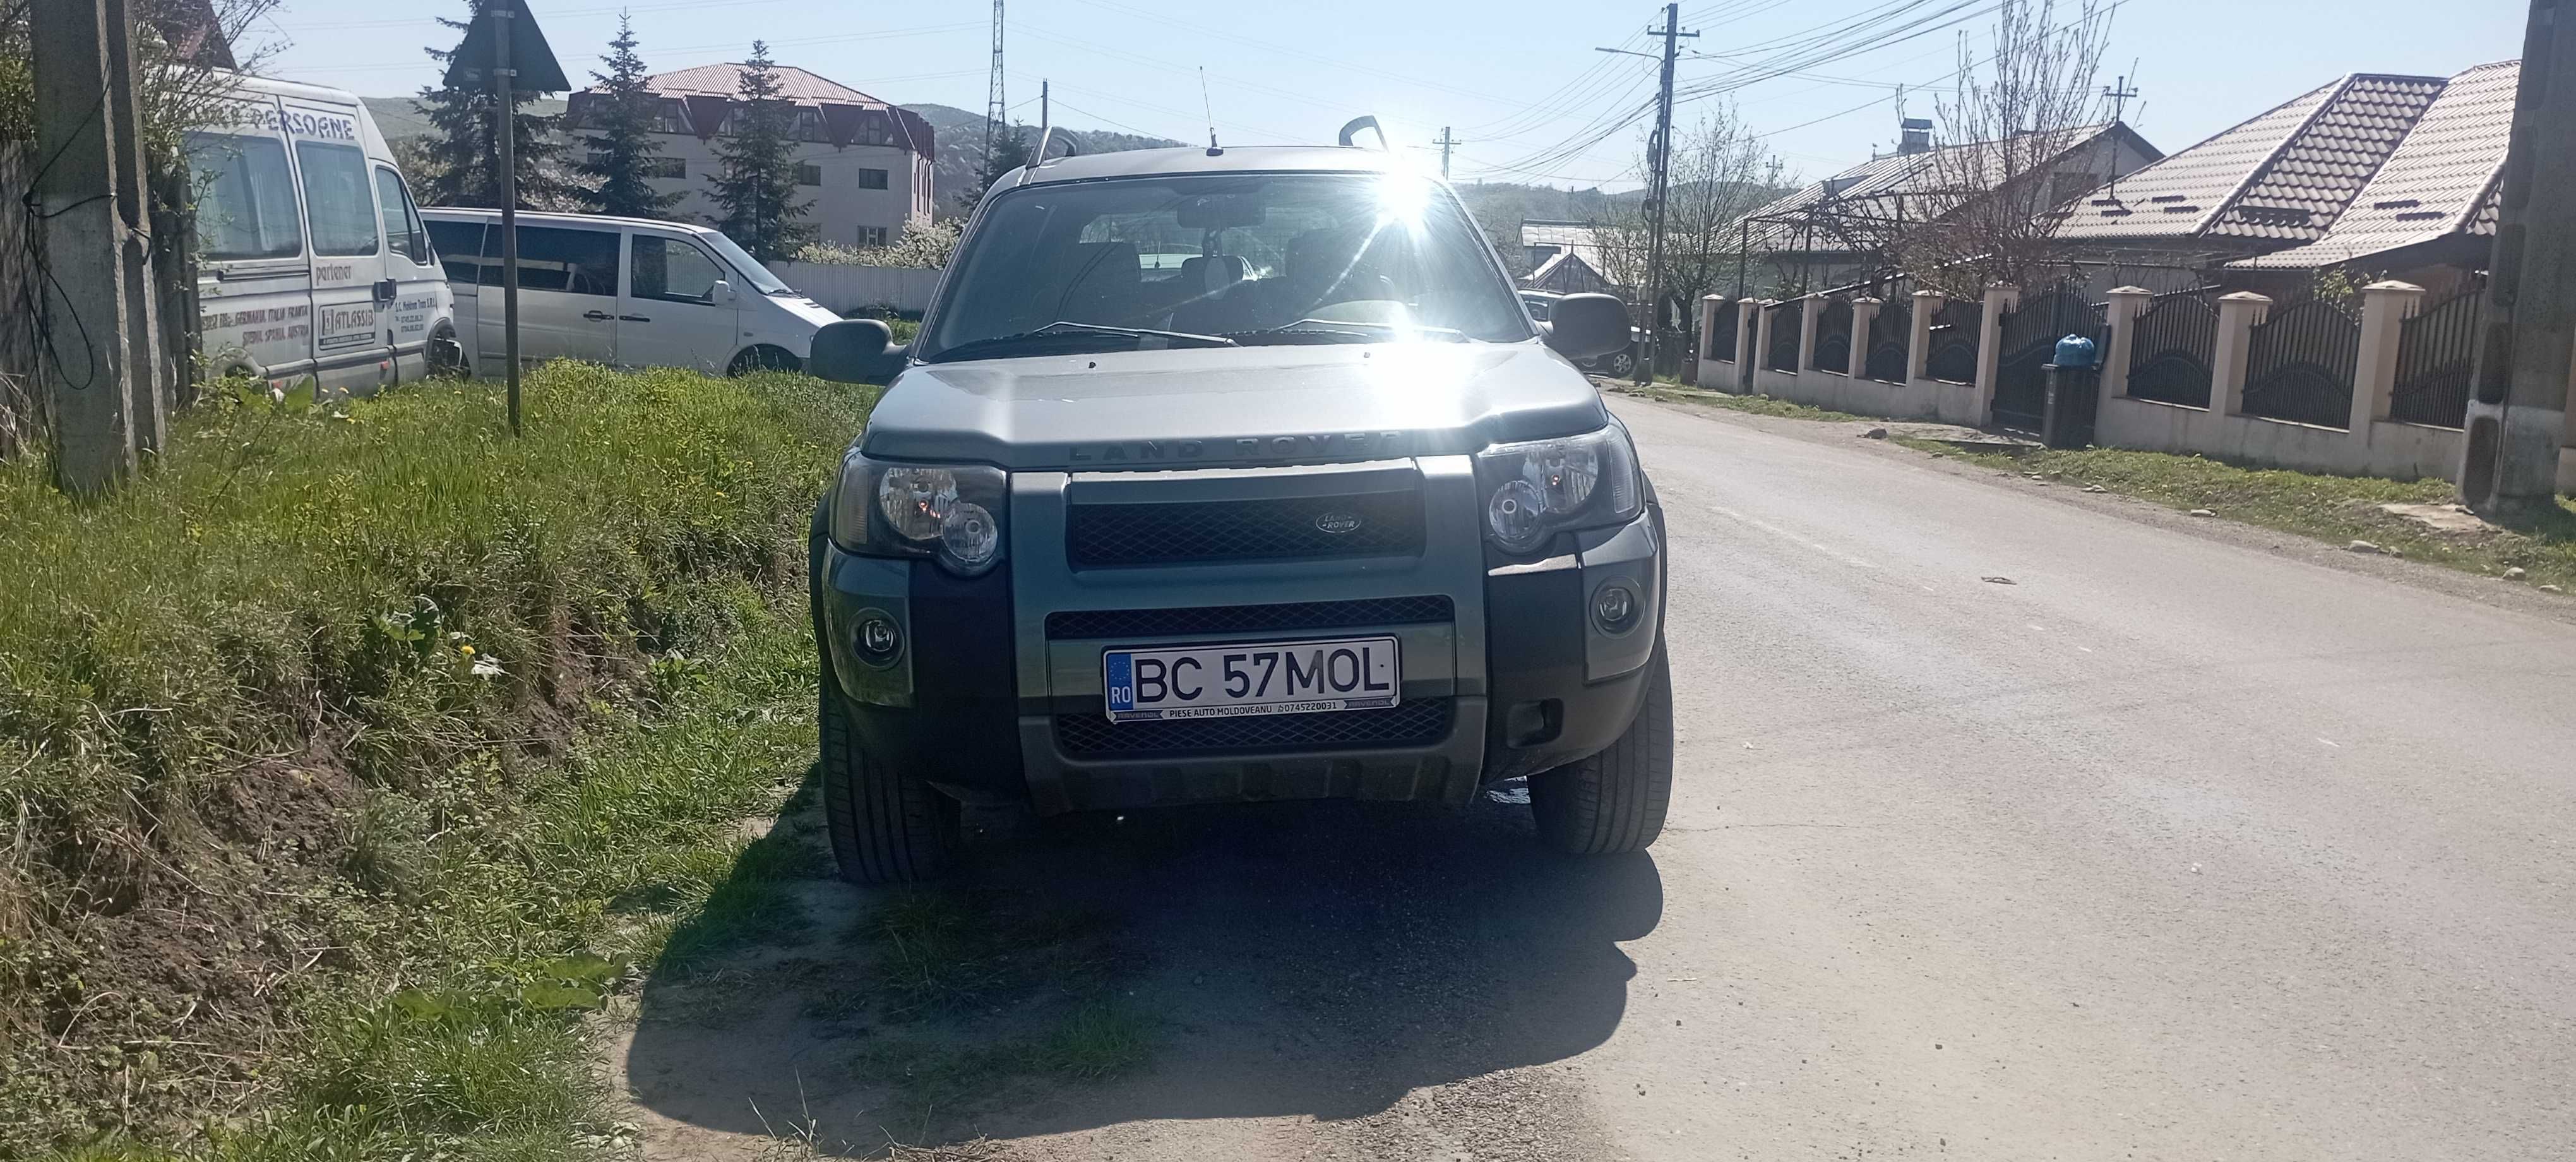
830;450;1008;576
1473;426;1641;553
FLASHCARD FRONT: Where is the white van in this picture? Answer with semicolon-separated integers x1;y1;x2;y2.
184;74;459;397
416;208;844;376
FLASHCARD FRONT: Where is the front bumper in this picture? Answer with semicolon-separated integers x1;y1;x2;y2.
818;459;1663;813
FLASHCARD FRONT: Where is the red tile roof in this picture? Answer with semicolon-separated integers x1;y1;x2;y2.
626;63;889;107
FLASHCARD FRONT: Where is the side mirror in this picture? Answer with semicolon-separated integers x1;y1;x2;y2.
1542;292;1630;360
710;279;735;304
809;318;893;383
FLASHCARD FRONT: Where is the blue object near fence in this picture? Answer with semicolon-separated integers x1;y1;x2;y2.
2053;333;2099;369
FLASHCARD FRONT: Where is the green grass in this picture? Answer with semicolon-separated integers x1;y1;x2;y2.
1614;382;1867;422
1907;443;2576;590
1;364;873;1157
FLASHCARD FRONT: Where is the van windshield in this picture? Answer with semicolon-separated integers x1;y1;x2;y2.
699;231;795;296
921;172;1529;362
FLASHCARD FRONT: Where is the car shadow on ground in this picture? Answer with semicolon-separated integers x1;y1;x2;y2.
617;774;1663;1153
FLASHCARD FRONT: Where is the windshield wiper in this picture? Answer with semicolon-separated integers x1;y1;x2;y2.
1222;318;1472;345
926;320;1237;362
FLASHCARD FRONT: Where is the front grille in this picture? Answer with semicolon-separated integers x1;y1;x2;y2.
1066;491;1423;568
1046;596;1453;640
1054;699;1452;757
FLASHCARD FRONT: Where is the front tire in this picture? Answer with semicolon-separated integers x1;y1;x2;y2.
1529;644;1672;854
818;652;962;883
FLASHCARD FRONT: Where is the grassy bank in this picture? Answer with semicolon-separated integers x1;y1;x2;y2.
1905;442;2576;590
1609;382;1867;423
0;365;869;1156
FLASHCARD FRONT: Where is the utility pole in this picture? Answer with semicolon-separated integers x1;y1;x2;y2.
2459;0;2575;517
493;0;522;436
32;0;162;493
1638;3;1696;385
984;0;1005;176
1433;126;1462;179
2101;73;2140;201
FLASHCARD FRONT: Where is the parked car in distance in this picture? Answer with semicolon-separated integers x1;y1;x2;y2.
417;208;844;376
1520;289;1642;378
799;138;1671;883
184;73;458;397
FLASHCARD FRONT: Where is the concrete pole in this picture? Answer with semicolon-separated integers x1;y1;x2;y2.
32;0;137;494
2101;286;2152;400
1750;300;1778;392
1906;289;1943;385
1796;294;1827;374
496;2;523;436
1972;282;2020;421
1732;297;1759;392
2212;291;2274;417
2459;0;2576;515
2353;280;2426;434
1847;297;1881;379
1693;294;1722;388
101;0;165;456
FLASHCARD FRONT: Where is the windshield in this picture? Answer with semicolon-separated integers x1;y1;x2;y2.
700;229;795;295
921;172;1529;361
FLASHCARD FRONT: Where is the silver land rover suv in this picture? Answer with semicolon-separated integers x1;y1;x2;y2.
802;139;1670;883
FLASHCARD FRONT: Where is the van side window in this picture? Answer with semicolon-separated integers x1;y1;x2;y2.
184;133;301;260
630;236;726;303
424;220;484;285
515;226;619;296
294;140;379;257
373;167;428;265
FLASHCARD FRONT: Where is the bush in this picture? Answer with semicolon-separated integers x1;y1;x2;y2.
0;364;869;1152
794;218;960;268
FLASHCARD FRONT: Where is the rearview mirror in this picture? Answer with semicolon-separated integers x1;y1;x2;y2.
810;318;893;383
1542;292;1630;360
710;279;734;304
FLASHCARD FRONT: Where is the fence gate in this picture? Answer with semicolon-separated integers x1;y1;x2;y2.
1866;293;1911;383
2389;280;2482;428
1766;305;1800;372
1923;299;1981;384
2241;298;2360;428
2125;293;2218;408
1991;285;2103;432
1812;299;1853;374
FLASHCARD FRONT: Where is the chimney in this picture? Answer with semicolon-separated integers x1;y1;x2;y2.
1899;117;1933;155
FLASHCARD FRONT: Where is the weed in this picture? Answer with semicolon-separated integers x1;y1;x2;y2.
850;890;1124;1020
1614;383;1866;422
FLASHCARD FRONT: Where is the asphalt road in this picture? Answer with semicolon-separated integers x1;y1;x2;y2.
620;395;2576;1161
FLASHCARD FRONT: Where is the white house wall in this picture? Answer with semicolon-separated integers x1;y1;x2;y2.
639;132;933;248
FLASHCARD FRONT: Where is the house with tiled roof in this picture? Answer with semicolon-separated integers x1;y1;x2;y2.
566;63;937;248
1736;118;2161;293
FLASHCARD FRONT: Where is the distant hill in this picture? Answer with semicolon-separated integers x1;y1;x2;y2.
902;102;1186;215
363;95;566;144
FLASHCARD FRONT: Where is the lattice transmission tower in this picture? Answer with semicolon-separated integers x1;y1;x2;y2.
984;0;1005;173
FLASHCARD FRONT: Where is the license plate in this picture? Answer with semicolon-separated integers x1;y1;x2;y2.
1102;637;1401;721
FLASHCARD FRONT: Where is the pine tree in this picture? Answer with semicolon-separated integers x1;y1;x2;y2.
577;15;681;218
955;121;1033;214
414;0;593;210
707;42;813;262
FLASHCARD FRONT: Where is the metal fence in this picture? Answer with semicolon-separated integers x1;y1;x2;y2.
1813;298;1853;375
1766;304;1800;373
1865;292;1911;383
2241;297;2360;428
2125;292;2218;408
2389;281;2481;428
1707;301;1739;363
1991;285;2104;431
1923;299;1981;384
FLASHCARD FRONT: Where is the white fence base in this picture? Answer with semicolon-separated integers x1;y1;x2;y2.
766;261;943;316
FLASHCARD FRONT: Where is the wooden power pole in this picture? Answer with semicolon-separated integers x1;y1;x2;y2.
2459;0;2576;516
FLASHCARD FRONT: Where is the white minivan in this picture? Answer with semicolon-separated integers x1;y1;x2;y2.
417;209;844;376
185;74;459;397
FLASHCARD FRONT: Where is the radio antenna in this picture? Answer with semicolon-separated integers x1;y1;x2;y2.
1199;66;1220;154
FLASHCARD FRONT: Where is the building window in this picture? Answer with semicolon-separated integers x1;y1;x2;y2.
858;226;888;247
653;99;691;135
795;162;824;187
854;167;888;190
794;108;826;143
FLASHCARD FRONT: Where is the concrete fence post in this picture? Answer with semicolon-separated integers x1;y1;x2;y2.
2212;291;2273;416
1798;294;1828;373
2354;280;2426;431
1733;297;1761;393
1847;297;1881;379
1907;289;1944;383
2101;286;2153;399
1694;294;1724;388
1972;282;2021;420
1751;299;1779;388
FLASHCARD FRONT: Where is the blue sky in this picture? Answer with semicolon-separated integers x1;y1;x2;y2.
259;0;2527;188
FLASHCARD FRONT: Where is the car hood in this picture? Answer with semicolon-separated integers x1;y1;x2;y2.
858;340;1607;470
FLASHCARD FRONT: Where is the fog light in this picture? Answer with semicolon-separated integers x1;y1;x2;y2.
1590;583;1639;633
853;609;903;668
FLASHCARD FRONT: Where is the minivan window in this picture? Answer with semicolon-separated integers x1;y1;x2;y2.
294;140;379;257
631;236;727;302
515;225;619;296
185;133;302;261
698;231;793;295
373;167;427;265
424;220;484;285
